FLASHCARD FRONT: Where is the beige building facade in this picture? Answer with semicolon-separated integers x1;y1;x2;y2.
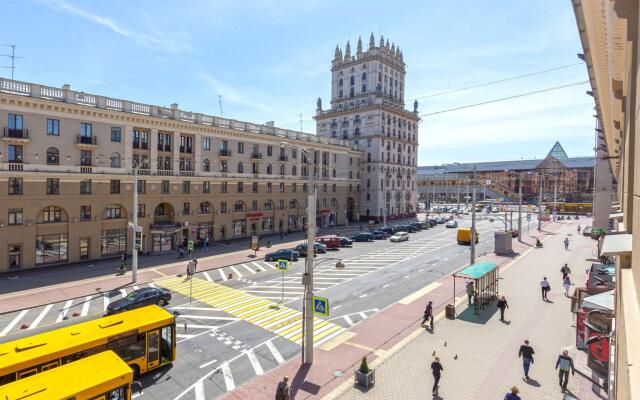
572;0;640;398
0;79;362;271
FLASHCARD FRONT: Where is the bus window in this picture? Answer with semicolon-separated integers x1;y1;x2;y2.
110;333;145;362
107;386;127;400
147;331;160;369
160;325;173;364
41;360;59;371
17;367;38;379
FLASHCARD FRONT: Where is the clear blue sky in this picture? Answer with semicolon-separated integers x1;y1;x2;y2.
1;0;594;165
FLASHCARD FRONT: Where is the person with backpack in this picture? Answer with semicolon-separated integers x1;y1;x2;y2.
275;376;290;400
560;263;571;280
504;386;521;400
555;350;575;392
497;296;509;321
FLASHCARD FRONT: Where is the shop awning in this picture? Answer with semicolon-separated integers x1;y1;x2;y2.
454;261;498;280
582;290;615;312
600;233;632;257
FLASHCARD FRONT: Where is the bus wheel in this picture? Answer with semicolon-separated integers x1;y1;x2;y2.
131;364;141;379
157;299;166;306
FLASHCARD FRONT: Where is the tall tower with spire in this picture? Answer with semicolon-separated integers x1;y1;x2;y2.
315;34;420;223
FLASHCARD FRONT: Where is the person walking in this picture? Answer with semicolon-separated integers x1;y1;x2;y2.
564;237;570;250
204;236;210;251
186;259;195;279
431;356;443;395
421;301;434;328
178;246;185;259
466;281;475;306
563;276;572;297
497;296;509;321
275;376;290;400
518;340;535;380
280;231;284;240
577;224;581;234
540;277;551;300
555;350;575;392
504;386;521;400
560;263;571;280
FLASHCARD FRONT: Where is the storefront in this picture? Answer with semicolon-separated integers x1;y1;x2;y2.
35;233;68;265
262;217;274;233
288;215;300;232
195;224;213;241
232;219;247;237
151;224;180;253
100;229;126;257
318;208;331;227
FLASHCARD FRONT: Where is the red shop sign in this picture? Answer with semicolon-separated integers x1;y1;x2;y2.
246;212;263;219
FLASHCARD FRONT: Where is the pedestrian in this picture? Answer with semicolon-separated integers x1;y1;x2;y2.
421;301;434;328
497;296;509;321
178;246;185;259
275;376;290;400
466;281;475;306
431;356;443;395
280;231;284;240
564;237;570;250
187;260;195;278
204;236;210;251
555;350;575;392
504;386;521;400
560;263;571;280
131;380;143;395
193;258;198;272
518;339;535;380
563;276;572;297
540;277;550;300
577;224;581;234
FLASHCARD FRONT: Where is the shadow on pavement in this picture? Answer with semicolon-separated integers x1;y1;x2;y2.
455;303;499;324
290;362;321;397
523;377;541;387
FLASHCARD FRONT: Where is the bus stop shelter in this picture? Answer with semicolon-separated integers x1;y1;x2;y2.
453;261;499;315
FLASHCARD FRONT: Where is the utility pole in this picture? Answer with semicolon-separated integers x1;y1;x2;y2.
131;164;140;283
518;175;522;242
457;184;461;212
299;114;303;133
538;174;544;231
470;167;477;264
303;148;316;364
553;175;558;219
382;173;387;227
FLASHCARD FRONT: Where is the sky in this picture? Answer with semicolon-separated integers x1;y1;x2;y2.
0;0;594;165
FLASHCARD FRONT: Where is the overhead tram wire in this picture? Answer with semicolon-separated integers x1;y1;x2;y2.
420;80;589;117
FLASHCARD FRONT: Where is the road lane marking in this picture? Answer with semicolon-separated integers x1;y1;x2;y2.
103;293;110;311
120;289;127;298
252;261;266;271
359;294;367;298
0;309;28;336
219;268;228;281
199;359;218;369
229;265;243;278
343;315;355;326
55;300;73;323
240;264;255;274
221;362;235;391
358;312;367;319
80;296;92;316
398;281;443;305
28;304;53;330
266;340;285;364
133;285;140;290
148;283;157;288
382;284;390;288
203;272;213;282
246;349;264;375
194;380;205;400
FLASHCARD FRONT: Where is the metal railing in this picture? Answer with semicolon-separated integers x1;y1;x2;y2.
76;135;97;145
3;127;29;139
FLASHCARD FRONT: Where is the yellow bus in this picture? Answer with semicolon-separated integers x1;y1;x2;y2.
1;351;132;400
0;305;175;385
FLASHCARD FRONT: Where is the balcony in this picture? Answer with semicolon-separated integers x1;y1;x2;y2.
156;169;173;176
3;127;30;143
278;155;288;162
133;141;149;150
75;135;98;149
219;149;232;158
179;170;195;177
180;146;193;154
251;152;263;160
158;144;172;152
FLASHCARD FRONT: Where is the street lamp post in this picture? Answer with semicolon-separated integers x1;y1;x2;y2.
518;173;523;242
470;167;477;265
131;160;146;283
538;173;544;231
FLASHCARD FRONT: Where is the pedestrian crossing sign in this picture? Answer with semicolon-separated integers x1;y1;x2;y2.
277;259;289;272
188;240;194;251
313;296;329;316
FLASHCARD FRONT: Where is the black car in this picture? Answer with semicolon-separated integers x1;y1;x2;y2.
338;236;353;247
380;227;394;235
265;248;299;261
371;230;388;239
427;218;438;227
409;222;423;231
397;224;417;233
294;243;326;257
350;232;374;242
107;287;171;314
435;217;446;224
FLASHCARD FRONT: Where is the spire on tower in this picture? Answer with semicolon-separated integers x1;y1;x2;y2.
395;46;400;57
369;32;375;49
391;42;395;54
334;44;340;61
357;36;362;54
385;38;390;49
380;35;385;48
345;40;351;59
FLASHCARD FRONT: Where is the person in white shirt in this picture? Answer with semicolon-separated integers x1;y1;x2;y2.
540;277;551;300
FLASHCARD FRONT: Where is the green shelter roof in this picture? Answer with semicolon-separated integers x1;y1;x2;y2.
455;261;498;279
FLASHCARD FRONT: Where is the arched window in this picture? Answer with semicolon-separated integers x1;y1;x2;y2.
354;127;360;136
38;206;67;223
237;162;244;173
350;76;355;85
203;159;211;172
110;152;121;168
362;72;367;80
199;202;212;213
104;204;124;220
338;78;343;87
367;153;371;162
46;147;59;165
263;200;273;211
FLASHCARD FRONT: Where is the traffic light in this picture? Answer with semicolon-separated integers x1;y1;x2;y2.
134;231;143;251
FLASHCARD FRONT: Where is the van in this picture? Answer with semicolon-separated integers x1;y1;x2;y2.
457;227;479;245
316;235;340;250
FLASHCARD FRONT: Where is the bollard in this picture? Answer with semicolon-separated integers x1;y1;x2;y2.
20;324;29;330
228;272;233;279
72;312;80;317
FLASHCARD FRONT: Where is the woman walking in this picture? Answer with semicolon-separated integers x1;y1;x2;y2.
431;356;443;395
563;276;572;297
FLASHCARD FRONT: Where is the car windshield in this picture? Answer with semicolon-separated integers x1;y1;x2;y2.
126;291;140;300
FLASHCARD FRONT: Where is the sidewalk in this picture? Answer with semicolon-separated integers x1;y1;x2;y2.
0;216;422;314
224;219;605;400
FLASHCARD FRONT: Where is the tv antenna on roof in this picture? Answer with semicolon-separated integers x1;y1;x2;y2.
0;44;23;80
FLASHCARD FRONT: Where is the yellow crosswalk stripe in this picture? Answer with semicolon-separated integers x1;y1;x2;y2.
157;276;345;345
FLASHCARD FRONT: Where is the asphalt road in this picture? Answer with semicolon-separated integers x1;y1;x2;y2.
0;214;538;400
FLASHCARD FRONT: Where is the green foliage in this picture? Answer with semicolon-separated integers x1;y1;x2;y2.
359;356;370;373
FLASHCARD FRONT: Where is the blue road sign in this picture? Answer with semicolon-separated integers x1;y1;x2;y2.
313;296;329;316
277;259;289;272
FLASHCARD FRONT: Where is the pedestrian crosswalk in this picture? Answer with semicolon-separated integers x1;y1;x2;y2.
157;276;346;346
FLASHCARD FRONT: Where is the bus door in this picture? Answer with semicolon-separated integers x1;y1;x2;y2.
147;330;160;370
160;324;174;365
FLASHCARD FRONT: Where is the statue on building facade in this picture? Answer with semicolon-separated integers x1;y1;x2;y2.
316;97;322;111
413;99;419;113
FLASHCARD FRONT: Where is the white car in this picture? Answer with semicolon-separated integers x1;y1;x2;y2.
389;232;409;242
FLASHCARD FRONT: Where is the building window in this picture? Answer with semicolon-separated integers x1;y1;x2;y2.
158;132;172;152
251;200;258;211
47;119;60;136
292;165;297;176
232;220;246;236
252;163;259;174
137;204;145;218
303;183;307;192
332;184;336;192
80;205;92;221
292;183;297;193
80;179;92;195
36;233;68;264
203;159;211;172
279;183;285;193
279;200;285;210
234;201;245;212
252;182;258;193
267;164;273;174
105;205;123;220
39;206;64;223
80;150;92;166
110;180;120;194
183;181;190;194
323;184;327;192
161;180;169;194
237;182;244;193
134;130;149;149
101;229;126;256
267;146;273;156
263;201;272;211
8;144;22;162
203;181;210;193
220;161;228;172
80;123;92;137
199;201;212;214
47;178;60;195
9;178;23;194
8;208;22;225
267;183;272;193
46;147;60;165
220;201;227;213
203;137;211;151
8;244;21;269
237;162;244;173
8;114;23;130
111;127;121;142
221;181;228;193
280;164;285;175
183;202;190;215
292;148;297;159
110;152;121;168
262;217;273;232
237;142;244;153
137;180;146;194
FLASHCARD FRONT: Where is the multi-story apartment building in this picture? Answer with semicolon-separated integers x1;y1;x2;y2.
0;79;361;271
315;34;420;222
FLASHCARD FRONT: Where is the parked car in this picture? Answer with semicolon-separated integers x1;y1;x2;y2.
380;227;394;235
389;232;409;242
445;220;458;228
316;235;341;250
350;232;374;242
582;226;592;236
397;224;417;233
294;243;326;257
427;219;438;227
435;217;446;224
107;287;171;314
419;221;431;229
409;222;423;231
371;230;389;240
265;248;299;261
457;227;479;245
338;236;353;247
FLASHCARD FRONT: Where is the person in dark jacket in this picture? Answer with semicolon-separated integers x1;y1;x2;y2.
275;376;290;400
421;301;434;328
518;339;535;380
497;296;509;321
555;350;575;392
504;386;521;400
431;356;443;394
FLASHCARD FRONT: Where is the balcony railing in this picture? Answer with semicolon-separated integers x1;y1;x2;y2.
279;155;288;162
3;127;29;139
180;146;193;154
219;149;232;157
133;141;149;150
156;169;173;176
158;144;171;152
76;135;97;145
252;152;263;159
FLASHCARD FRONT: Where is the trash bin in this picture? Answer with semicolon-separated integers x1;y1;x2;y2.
445;304;455;319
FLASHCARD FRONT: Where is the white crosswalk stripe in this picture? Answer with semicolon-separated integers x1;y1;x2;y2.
55;300;73;323
240;264;255;274
194;380;205;400
28;304;53;330
203;271;213;282
221;362;235;391
246;349;264;375
229;265;243;278
103;292;110;311
0;309;28;337
219;268;228;281
266;340;285;364
252;261;266;271
80;296;92;317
